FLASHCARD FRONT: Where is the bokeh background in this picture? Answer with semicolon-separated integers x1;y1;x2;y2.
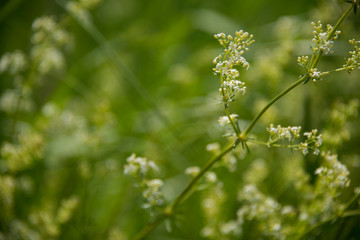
0;0;360;239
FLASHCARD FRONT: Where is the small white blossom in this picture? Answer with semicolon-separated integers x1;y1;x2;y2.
31;47;65;74
142;179;164;207
297;55;309;66
206;142;220;152
344;39;360;72
214;30;254;102
309;68;322;82
311;21;340;54
299;142;309;155
123;153;158;177
205;171;217;183
267;124;301;144
220;220;240;236
218;114;238;126
185;166;200;177
0;50;28;75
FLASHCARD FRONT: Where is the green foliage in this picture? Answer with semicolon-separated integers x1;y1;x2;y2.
1;0;360;239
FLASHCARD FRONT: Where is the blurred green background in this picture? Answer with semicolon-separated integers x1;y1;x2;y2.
0;0;360;239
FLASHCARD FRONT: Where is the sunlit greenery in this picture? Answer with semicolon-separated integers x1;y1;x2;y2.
1;0;360;239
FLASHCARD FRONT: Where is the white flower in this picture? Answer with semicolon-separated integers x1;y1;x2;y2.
218;114;238;126
0;50;28;75
206;142;220;152
123;153;158;177
213;30;254;102
220;220;240;235
142;179;164;207
299;142;309;155
205;171;217;183
185;166;200;177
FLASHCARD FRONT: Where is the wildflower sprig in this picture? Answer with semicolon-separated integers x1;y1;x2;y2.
299;129;323;155
267;124;302;145
124;154;164;209
213;31;254;138
315;152;350;193
266;124;322;155
213;31;254;103
311;21;341;55
344;39;360;72
134;3;359;239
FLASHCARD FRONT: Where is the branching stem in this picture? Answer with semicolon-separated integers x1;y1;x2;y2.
134;3;355;240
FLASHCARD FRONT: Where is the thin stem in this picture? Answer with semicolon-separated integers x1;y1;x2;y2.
241;75;307;139
242;4;354;140
321;67;348;75
170;143;234;211
310;50;323;69
328;4;354;41
309;4;353;69
133;143;234;240
133;214;167;240
247;138;299;149
133;3;356;240
224;105;240;136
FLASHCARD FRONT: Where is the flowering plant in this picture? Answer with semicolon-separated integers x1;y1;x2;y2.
0;0;360;240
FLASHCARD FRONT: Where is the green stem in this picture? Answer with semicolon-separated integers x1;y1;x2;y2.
133;3;356;240
133;214;167;240
328;4;354;41
134;143;234;240
242;4;354;140
224;105;240;136
310;4;353;69
247;138;299;149
321;67;348;75
241;75;307;139
170;143;234;211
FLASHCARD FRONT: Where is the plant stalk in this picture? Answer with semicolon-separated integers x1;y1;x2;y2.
241;75;307;139
133;143;234;240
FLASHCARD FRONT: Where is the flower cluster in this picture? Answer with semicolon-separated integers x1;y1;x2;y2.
124;153;158;178
315;152;350;194
219;80;246;98
124;154;164;209
301;129;322;155
0;50;28;75
213;31;254;102
1;128;44;173
297;55;309;67
297;152;351;225
343;39;360;72
0;88;34;114
267;124;302;144
31;16;71;75
218;114;238;126
311;21;341;54
0;50;33;114
142;179;164;208
235;184;289;239
322;99;358;147
308;68;322;82
266;124;322;155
